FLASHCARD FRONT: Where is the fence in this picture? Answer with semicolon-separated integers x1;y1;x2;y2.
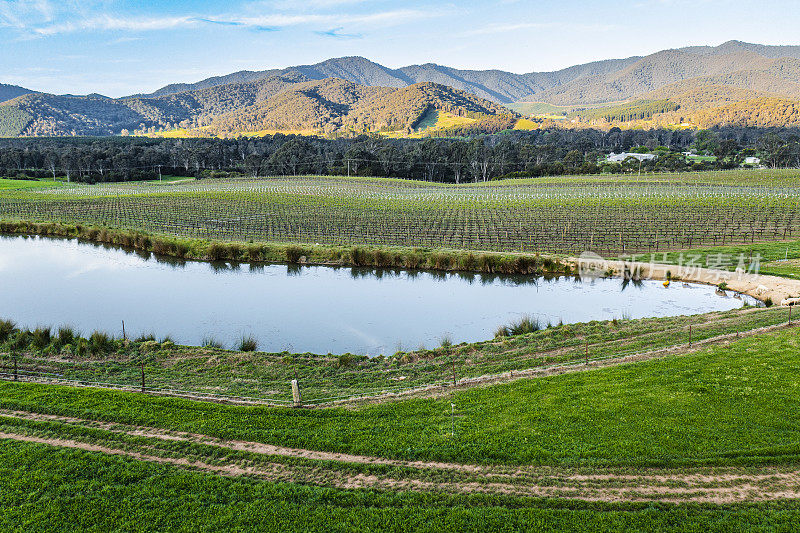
0;306;794;407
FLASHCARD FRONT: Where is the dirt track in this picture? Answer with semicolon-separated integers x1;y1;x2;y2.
3;408;800;503
571;256;800;304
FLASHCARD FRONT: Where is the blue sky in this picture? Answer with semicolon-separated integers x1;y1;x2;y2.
2;0;800;97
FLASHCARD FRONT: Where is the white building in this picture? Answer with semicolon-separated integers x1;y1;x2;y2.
744;156;761;166
607;152;657;163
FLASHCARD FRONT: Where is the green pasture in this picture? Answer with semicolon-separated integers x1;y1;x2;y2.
3;327;800;467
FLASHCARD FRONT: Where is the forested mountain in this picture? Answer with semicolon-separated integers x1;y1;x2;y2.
206;79;512;136
0;84;34;104
8;40;800;137
0;76;513;137
141;55;643;104
140;41;800;106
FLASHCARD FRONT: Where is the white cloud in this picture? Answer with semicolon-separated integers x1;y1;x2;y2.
2;2;439;38
31;15;200;36
0;0;55;27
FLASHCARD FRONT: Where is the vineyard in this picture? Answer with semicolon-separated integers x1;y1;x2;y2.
2;170;800;256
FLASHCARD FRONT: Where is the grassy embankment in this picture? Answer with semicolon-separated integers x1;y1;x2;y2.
0;219;570;275
3;327;800;467
1;305;789;404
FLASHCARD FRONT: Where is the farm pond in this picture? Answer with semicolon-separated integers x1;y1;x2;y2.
0;235;757;356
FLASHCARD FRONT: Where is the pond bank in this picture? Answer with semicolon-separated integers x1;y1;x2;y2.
578;258;800;305
0;219;569;276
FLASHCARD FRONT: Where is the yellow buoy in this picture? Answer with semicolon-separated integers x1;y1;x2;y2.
663;280;671;288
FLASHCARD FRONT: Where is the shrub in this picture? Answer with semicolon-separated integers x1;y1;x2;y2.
10;331;30;351
57;326;76;346
495;315;541;338
337;353;367;367
350;247;367;266
202;336;223;349
440;335;453;349
238;335;258;352
31;327;51;350
285;246;304;263
75;338;88;357
207;243;227;261
88;331;114;355
0;319;16;343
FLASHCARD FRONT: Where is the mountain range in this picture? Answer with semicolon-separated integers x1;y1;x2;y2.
5;40;800;137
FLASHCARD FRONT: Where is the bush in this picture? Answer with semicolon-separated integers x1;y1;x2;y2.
10;331;30;351
57;326;76;346
202;336;223;349
285;246;304;263
440;335;453;349
31;327;51;350
0;319;15;343
238;335;258;352
88;331;114;355
495;315;541;338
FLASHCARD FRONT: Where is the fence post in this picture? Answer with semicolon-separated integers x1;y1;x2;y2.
140;362;145;393
790;305;793;326
291;379;301;407
13;356;18;381
452;362;457;387
122;320;127;341
585;341;589;365
689;324;692;348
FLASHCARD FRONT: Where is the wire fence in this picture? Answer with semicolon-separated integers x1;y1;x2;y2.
1;306;794;407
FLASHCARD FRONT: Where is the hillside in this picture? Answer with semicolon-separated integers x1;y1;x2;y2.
140;41;800;107
140;55;644;104
9;40;800;136
0;84;34;105
0;76;514;137
0;93;144;136
206;79;514;135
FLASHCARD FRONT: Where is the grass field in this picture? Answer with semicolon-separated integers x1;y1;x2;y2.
0;178;64;190
2;326;800;466
5;439;800;532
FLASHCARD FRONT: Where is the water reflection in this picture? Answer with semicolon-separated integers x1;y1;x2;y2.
0;234;754;356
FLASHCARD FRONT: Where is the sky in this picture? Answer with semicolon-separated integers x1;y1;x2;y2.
2;0;800;97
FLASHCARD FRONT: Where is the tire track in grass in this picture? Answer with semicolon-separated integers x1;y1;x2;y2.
3;409;800;503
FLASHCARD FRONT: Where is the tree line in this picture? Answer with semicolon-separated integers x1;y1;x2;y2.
1;127;799;184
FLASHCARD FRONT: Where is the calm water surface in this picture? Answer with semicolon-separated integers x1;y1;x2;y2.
0;236;753;355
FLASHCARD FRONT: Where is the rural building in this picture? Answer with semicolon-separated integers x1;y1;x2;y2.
744;156;762;166
607;152;657;163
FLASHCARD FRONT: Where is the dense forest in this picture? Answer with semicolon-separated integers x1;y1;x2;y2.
1;127;799;184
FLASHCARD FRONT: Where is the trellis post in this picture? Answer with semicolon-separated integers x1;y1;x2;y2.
291;379;302;407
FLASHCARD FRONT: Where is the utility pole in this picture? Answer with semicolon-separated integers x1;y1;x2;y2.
347;159;350;178
158;165;162;182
